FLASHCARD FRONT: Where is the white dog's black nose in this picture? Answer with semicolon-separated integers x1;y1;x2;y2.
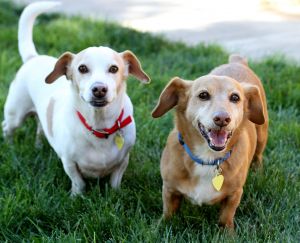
91;82;108;98
213;111;231;127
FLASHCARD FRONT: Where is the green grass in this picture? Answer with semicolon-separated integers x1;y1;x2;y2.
0;1;299;242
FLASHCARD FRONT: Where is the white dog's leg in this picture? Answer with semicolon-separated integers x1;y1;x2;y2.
110;153;129;189
2;80;34;139
35;119;44;148
62;158;86;196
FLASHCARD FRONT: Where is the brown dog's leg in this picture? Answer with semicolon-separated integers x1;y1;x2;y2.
252;124;268;169
162;185;182;218
219;189;243;229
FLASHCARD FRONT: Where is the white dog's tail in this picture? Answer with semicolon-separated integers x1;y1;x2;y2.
18;1;60;63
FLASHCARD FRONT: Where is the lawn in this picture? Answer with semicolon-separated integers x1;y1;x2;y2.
0;1;299;242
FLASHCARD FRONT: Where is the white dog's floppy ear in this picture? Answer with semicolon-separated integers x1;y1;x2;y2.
45;52;74;84
121;50;150;83
242;83;265;125
152;77;191;118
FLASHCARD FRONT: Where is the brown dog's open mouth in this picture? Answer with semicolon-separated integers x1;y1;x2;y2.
198;122;232;151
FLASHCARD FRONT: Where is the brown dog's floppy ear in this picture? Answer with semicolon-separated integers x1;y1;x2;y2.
152;77;190;118
121;50;150;83
242;83;265;125
45;52;74;84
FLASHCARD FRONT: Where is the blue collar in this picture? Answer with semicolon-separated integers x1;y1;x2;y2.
178;132;231;166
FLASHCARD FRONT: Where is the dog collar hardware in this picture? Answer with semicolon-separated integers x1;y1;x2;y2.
178;132;231;166
77;109;132;139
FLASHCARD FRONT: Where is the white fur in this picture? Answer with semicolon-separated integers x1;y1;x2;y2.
2;2;141;195
176;143;222;205
185;165;221;206
18;1;60;62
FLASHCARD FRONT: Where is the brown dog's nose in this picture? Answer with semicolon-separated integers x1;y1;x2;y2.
91;83;108;98
213;111;231;127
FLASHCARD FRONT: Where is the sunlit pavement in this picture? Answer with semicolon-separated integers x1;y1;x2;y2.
13;0;300;61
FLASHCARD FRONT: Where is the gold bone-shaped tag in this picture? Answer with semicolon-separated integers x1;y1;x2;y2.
212;174;224;191
115;133;124;150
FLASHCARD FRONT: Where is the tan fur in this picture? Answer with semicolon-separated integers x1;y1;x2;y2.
152;54;268;230
121;50;150;83
113;53;127;95
211;55;268;165
45;52;74;83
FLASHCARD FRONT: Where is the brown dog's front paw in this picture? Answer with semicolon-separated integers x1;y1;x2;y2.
251;157;263;171
218;220;234;229
162;211;174;220
218;220;236;235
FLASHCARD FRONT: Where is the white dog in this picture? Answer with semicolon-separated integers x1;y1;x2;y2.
2;2;150;195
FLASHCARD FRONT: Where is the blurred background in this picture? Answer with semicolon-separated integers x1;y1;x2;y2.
12;0;300;61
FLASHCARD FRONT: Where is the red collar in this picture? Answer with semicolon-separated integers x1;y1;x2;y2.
76;109;132;139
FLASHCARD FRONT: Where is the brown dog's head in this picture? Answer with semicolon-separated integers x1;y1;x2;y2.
152;75;265;152
45;46;150;108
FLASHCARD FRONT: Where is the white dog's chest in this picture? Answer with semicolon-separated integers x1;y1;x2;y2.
183;166;221;206
43;91;136;179
74;131;134;178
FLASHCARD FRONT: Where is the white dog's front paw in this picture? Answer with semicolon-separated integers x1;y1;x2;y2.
2;120;8;137
2;120;13;141
70;183;86;197
110;174;122;189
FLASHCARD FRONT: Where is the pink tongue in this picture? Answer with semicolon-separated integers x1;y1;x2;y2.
209;130;228;147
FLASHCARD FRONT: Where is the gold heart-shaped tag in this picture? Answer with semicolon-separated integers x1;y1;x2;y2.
212;174;224;191
115;133;124;150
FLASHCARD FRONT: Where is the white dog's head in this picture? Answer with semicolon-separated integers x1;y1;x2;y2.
46;46;150;108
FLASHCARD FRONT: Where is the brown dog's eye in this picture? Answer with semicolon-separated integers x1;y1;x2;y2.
109;65;118;73
230;93;240;103
78;65;89;74
198;91;210;100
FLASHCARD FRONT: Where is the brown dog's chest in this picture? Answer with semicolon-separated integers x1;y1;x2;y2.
179;165;224;205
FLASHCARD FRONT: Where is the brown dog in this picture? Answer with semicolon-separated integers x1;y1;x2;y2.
152;54;268;229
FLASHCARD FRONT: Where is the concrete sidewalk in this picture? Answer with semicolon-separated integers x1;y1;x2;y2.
13;0;300;61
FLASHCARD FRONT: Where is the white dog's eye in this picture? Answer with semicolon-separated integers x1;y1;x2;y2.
230;93;240;103
198;91;210;101
78;64;89;74
108;65;118;74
